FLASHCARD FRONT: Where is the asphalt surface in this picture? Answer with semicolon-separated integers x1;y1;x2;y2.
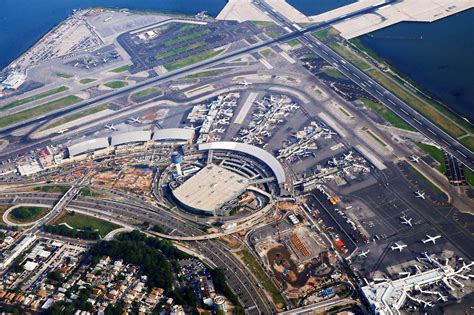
253;0;474;171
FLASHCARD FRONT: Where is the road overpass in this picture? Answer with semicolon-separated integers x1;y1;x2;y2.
252;0;474;171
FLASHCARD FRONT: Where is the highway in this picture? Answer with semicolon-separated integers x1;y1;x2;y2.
253;0;474;171
0;0;396;139
0;191;274;314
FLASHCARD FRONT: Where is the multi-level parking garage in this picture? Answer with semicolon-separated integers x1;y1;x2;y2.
161;141;289;216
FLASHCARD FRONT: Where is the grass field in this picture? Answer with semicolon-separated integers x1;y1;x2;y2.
0;205;11;224
313;27;339;41
185;70;221;79
79;78;96;84
265;31;283;38
359;97;414;131
55;72;74;79
33;185;71;194
464;168;474;186
156;41;205;60
286;39;300;47
416;143;446;173
164;49;224;71
0;86;69;111
79;187;103;197
53;212;119;237
8;206;50;224
330;43;371;71
164;29;211;47
0;95;83;129
131;87;161;99
47;104;109;129
304;54;320;60
104;81;128;89
459;136;474;151
259;49;272;58
366;69;467;139
236;249;286;309
322;68;347;80
110;65;130;73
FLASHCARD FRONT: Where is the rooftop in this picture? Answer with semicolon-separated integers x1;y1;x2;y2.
172;164;248;213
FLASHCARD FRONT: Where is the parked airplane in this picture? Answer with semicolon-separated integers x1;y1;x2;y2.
415;191;426;199
343;151;354;161
422;234;441;244
328;157;339;166
239;80;252;86
358;250;370;258
410;155;420;163
401;216;413;227
129;117;141;124
105;124;117;131
56;128;69;135
391;242;407;252
103;58;109;63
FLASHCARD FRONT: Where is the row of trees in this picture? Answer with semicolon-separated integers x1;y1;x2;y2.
43;225;100;240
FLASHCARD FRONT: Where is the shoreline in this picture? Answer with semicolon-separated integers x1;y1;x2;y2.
348;37;473;126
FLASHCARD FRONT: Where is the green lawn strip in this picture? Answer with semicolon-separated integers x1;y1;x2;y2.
416;143;446;173
236;249;286;309
8;206;50;224
164;49;224;72
156;41;205;60
459;135;474;152
47;103;109;129
358;97;415;131
109;65;130;73
164;29;211;47
322;68;347;80
79;78;96;84
407;165;444;194
366;69;466;138
184;70;221;79
0;95;83;129
33;185;71;194
52;211;119;237
286;39;300;47
104;81;128;89
131;87;161;99
304;54;320;60
259;49;272;58
329;43;371;71
464;168;474;186
266;31;283;38
313;27;339;41
55;72;74;79
79;187;104;197
0;86;69;111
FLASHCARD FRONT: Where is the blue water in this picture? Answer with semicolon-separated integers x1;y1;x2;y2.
359;9;474;122
287;0;356;16
0;0;226;70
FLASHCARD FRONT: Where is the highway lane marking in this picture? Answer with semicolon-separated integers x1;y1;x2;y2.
427;128;436;135
442;139;451;145
388;99;395;105
353;73;361;79
322;50;329;55
413;118;423;125
456;150;467;158
376;90;383;95
400;108;409;115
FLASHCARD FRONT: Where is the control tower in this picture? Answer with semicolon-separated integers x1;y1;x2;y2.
171;151;183;176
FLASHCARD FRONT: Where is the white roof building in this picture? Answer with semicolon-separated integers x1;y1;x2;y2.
152;128;195;142
67;137;110;157
110;130;151;146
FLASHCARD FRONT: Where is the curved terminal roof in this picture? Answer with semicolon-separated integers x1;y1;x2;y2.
110;130;151;146
198;141;286;184
152;128;194;142
68;137;110;157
